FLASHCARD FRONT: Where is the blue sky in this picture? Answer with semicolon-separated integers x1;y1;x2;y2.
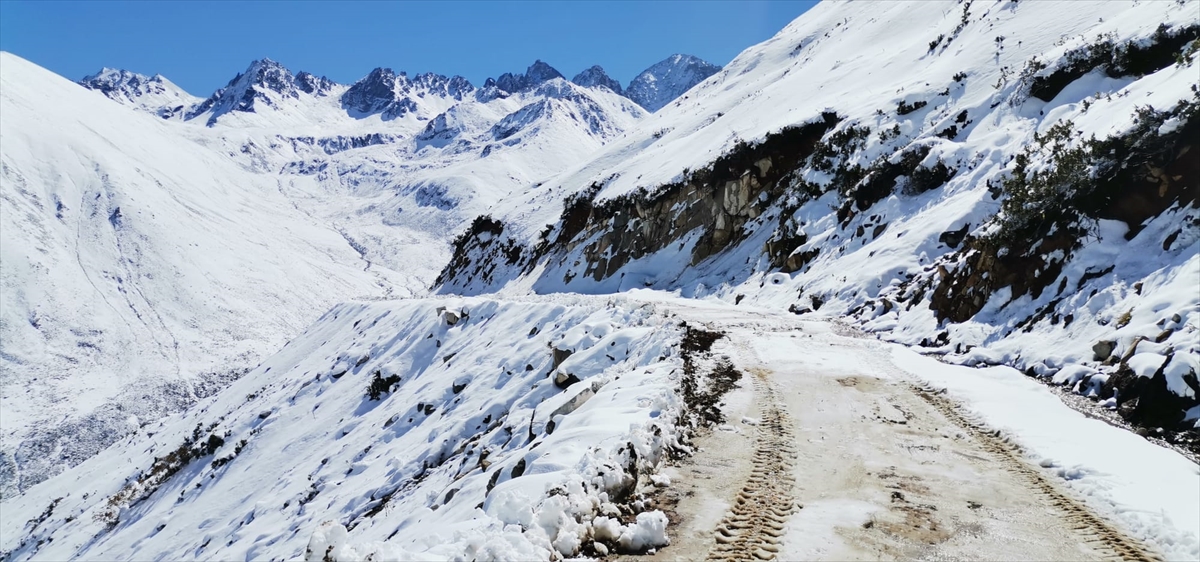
0;1;816;96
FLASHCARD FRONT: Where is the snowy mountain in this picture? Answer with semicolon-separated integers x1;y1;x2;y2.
3;2;1199;561
184;58;339;125
340;67;472;119
438;0;1200;441
624;54;720;112
0;52;405;494
3;54;655;493
572;65;623;94
78;68;201;119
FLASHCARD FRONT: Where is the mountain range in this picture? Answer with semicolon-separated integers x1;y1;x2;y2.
80;55;719;125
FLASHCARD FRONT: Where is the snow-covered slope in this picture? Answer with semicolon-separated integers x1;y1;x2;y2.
437;0;1200;437
0;297;686;561
0;52;402;493
624;54;720;112
3;51;664;492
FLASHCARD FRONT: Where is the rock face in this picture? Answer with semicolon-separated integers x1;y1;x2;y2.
494;60;564;94
295;71;336;96
624;54;720;112
437;114;838;288
341;67;477;120
572;65;622;94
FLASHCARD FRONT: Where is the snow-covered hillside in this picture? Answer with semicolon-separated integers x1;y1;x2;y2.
0;297;689;561
437;0;1200;439
2;47;721;493
0;52;405;494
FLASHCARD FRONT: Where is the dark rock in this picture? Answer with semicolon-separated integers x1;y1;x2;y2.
571;65;622;94
1092;340;1116;362
551;347;573;369
938;223;970;248
553;371;581;389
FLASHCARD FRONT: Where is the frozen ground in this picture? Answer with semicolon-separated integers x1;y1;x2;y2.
615;294;1198;562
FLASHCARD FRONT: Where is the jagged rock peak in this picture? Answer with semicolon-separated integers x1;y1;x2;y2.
340;67;421;120
342;67;402;114
231;57;299;96
186;58;311;124
80;68;161;91
79;67;199;120
296;71;336;96
412;72;475;100
625;53;720;112
571;65;622;94
493;60;565;93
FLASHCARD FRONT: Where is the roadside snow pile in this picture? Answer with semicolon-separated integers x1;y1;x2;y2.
0;297;687;561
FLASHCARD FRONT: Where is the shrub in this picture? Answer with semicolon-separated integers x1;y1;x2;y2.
366;370;401;401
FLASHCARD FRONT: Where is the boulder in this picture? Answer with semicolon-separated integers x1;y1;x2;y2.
1092;340;1116;362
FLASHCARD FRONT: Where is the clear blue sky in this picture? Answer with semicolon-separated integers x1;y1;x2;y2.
0;1;817;96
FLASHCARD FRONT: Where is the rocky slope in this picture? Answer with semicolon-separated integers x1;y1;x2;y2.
436;0;1200;444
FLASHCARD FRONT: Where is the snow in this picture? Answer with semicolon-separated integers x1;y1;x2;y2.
0;52;401;490
1;51;653;490
892;348;1200;561
0;296;687;561
2;0;1198;560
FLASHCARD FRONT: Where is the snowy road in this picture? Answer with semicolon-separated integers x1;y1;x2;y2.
620;296;1188;561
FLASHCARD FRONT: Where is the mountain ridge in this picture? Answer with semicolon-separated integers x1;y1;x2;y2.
79;54;722;121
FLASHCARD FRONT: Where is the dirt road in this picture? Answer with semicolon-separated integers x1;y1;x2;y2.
629;302;1161;562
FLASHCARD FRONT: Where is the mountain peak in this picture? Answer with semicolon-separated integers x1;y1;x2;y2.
624;53;720;112
185;58;306;124
571;65;622;94
340;67;425;120
79;67;198;119
525;60;564;83
492;60;564;94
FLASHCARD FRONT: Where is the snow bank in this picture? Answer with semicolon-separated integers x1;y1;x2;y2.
892;348;1200;561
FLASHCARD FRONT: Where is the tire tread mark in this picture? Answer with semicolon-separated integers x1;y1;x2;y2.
706;370;797;562
911;384;1162;562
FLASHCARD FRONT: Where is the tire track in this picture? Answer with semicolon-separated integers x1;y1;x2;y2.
911;383;1162;562
706;367;797;562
